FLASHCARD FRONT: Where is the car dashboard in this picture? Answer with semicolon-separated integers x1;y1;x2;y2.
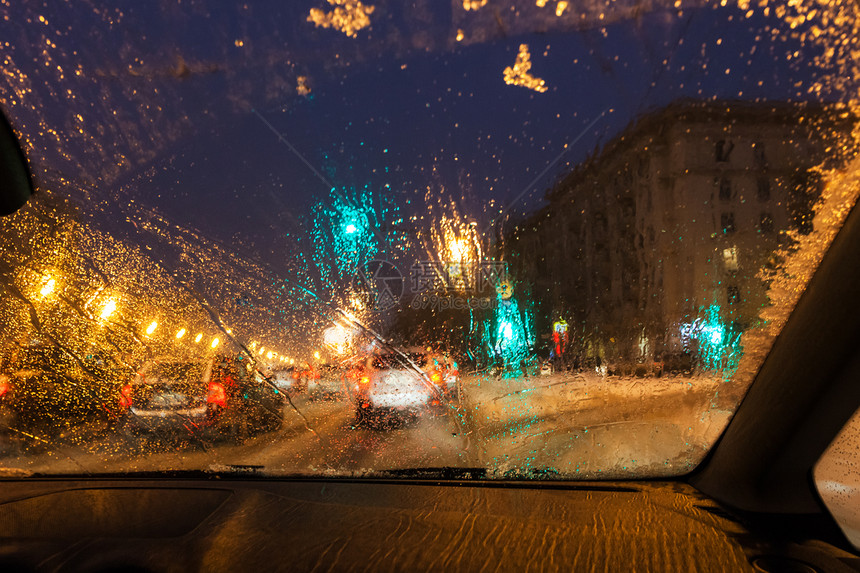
0;476;858;573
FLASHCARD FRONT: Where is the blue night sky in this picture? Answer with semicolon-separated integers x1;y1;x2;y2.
0;1;838;265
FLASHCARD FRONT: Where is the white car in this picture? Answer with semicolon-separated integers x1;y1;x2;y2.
355;352;445;421
270;367;298;392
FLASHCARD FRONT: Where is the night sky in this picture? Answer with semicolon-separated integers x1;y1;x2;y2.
0;1;838;268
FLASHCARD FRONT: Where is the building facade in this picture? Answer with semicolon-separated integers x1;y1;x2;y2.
507;100;855;371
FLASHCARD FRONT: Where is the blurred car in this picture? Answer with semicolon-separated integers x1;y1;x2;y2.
352;349;456;423
425;351;460;399
307;364;345;401
299;363;320;388
117;355;283;443
270;366;298;392
339;354;370;395
0;343;121;440
278;363;318;394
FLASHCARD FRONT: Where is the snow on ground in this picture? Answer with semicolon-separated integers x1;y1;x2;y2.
459;371;738;479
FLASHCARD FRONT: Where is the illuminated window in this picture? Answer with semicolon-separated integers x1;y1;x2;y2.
722;246;739;272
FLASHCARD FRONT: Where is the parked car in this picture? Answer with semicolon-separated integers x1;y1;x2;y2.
307;364;346;401
0;343;121;441
117;355;283;443
270;366;298;393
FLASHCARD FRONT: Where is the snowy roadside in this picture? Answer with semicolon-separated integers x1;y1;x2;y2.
458;371;738;478
460;371;727;422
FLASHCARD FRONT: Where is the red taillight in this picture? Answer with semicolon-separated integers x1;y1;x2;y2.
207;381;227;407
0;381;8;398
118;384;133;408
292;371;300;379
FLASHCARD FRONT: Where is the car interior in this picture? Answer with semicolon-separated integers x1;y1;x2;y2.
0;102;859;573
2;3;860;572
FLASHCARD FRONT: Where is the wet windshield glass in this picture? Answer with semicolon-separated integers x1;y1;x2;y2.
1;1;859;478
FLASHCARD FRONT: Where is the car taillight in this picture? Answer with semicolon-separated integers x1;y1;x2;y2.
0;380;8;398
207;381;227;407
118;384;133;408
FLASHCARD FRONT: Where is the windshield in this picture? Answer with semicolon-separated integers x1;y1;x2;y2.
140;362;207;385
1;1;859;479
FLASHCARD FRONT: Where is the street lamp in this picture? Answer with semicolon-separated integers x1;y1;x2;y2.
100;299;117;320
176;328;186;339
145;321;158;336
39;277;55;298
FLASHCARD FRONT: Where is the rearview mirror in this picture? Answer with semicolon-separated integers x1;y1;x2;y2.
0;109;34;216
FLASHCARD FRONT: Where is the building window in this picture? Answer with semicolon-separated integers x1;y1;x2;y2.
716;139;734;163
719;177;732;201
753;141;767;168
637;154;650;179
757;177;771;201
759;213;774;233
727;285;741;305
722;246;739;272
721;212;736;234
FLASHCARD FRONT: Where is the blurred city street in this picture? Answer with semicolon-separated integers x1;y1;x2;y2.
0;371;732;479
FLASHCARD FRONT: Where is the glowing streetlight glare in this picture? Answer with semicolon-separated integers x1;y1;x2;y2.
323;325;353;355
176;328;186;339
450;239;468;261
145;321;158;335
266;351;273;359
100;299;117;320
313;351;321;360
39;277;55;298
195;333;203;343
211;337;220;349
250;341;257;349
258;346;265;356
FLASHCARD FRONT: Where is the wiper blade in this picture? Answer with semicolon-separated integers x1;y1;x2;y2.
207;463;266;475
367;467;488;480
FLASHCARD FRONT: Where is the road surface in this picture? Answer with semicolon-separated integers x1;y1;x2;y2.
0;372;735;479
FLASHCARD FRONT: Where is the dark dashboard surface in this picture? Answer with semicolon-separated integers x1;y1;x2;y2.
1;478;858;573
